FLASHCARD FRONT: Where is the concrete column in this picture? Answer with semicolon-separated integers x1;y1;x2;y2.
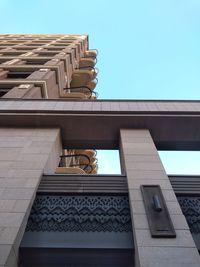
0;128;62;267
120;129;200;267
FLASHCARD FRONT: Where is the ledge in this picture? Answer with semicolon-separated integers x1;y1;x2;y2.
0;99;200;150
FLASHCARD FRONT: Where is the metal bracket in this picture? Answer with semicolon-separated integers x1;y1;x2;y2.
141;185;176;238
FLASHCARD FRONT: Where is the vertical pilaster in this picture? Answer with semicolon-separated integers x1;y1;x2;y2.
0;128;62;267
120;129;200;267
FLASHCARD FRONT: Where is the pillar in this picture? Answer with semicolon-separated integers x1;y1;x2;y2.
120;129;200;267
0;128;62;267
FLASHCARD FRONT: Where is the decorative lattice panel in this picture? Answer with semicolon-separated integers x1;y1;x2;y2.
178;196;200;234
26;195;132;233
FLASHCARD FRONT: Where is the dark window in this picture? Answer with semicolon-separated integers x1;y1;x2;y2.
0;59;12;64
1;52;23;55
0;44;15;46
26;59;48;65
53;43;71;46
0;85;13;97
15;47;34;50
0;88;10;97
7;71;32;79
38;52;57;56
46;47;63;51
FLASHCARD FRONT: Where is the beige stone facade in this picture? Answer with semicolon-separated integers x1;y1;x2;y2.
120;129;200;267
0;128;61;266
0;34;199;266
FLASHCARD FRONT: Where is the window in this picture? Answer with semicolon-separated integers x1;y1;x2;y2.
25;59;48;65
159;151;200;175
7;71;32;79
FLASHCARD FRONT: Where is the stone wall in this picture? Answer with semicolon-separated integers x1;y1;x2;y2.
0;128;61;267
120;129;200;267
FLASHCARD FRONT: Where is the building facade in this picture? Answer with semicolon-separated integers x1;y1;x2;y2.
0;34;199;267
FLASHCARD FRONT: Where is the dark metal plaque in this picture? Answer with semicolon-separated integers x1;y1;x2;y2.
141;185;176;238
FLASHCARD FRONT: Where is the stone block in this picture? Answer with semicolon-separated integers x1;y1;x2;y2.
130;200;145;214
54;101;69;111
121;128;200;267
0;162;13;169
109;102;119;111
125;155;160;162
129;189;143;201
0;188;36;200
7;169;42;179
0;213;24;227
16;153;48;163
120;129;151;138
31;128;60;139
21;145;52;154
0;141;25;148
121;137;154;144
12;200;31;213
136;229;195;247
0;170;9;178
162;189;178;202
0;178;26;188
0;189;4;198
0;245;13;265
5;247;18;267
166;201;183;215
0;227;19;245
126;170;167;180
101;102;111;111
13;213;29;257
0;200;16;213
171;214;190;230
0;149;21;161
11;160;46;170
123;143;155;150
0;128;33;137
125;162;165;171
27;140;54;149
4;177;37;183
128;178;172;190
24;178;40;188
122;146;157;155
139;246;200;267
44;131;62;174
0;127;62;265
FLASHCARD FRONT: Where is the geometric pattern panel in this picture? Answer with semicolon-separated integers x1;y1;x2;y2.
177;196;200;234
26;195;132;233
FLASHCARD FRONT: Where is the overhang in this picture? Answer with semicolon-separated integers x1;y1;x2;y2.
0;99;200;150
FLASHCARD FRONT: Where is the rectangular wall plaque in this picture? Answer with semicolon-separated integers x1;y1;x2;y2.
141;185;176;238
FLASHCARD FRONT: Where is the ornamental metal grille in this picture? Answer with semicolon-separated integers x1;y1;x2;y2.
26;195;132;233
177;196;200;234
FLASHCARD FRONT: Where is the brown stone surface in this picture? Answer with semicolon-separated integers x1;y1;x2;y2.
0;100;200;149
120;129;200;267
0;128;61;266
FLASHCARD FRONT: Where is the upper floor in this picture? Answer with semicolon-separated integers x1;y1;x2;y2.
0;34;98;100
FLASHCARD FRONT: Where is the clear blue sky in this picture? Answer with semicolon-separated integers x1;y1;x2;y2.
0;0;200;174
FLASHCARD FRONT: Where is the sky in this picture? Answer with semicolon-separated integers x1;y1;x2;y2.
0;0;200;174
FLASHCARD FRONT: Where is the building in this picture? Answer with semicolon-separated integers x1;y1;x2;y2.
0;34;199;266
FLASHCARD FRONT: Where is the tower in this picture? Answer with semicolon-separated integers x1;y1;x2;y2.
0;34;199;267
